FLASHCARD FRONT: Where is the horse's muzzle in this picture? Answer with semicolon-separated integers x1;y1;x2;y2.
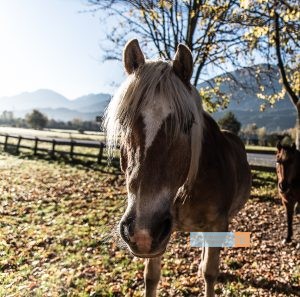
119;214;172;257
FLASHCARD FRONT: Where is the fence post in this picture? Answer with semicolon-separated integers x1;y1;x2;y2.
34;137;39;155
4;135;9;151
70;140;74;160
97;142;104;165
51;139;56;158
16;136;22;154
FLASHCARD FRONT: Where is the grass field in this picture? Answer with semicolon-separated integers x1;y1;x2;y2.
0;127;278;152
245;145;276;152
0;127;105;142
0;127;109;164
0;153;299;297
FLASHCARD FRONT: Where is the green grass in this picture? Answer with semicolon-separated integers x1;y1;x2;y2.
0;128;115;164
245;145;276;151
0;153;299;296
0;127;105;141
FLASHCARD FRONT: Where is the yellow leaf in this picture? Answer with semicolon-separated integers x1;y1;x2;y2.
240;0;249;9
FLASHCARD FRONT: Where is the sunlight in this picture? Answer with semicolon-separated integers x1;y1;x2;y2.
0;0;122;99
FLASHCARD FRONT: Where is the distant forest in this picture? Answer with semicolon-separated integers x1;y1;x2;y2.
0;110;295;147
0;110;102;132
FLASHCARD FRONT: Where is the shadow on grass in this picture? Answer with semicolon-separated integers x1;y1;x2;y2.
218;272;299;295
252;171;277;186
251;194;282;205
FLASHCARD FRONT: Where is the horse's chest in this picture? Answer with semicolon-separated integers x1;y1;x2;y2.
173;202;221;232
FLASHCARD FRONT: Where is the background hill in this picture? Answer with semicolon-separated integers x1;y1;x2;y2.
0;64;296;130
0;90;111;122
202;64;296;131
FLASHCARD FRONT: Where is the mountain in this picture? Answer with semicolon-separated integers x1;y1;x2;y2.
0;89;111;121
0;89;70;111
0;64;297;130
198;64;296;131
68;93;111;113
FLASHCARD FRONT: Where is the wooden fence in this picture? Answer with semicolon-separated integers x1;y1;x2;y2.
0;133;106;164
0;133;276;172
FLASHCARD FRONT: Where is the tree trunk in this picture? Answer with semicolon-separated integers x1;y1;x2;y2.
274;11;300;149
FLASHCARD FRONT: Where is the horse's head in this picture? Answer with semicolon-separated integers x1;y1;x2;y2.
104;39;203;257
276;142;297;194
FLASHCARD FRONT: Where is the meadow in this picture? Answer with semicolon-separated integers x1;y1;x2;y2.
0;128;109;165
0;127;105;142
0;152;299;297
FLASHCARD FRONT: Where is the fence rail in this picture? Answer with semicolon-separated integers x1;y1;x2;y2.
0;133;106;164
0;133;276;172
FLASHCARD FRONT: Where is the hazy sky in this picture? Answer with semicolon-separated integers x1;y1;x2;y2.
0;0;124;99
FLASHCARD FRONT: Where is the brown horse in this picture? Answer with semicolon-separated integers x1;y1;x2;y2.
276;142;300;243
104;39;251;297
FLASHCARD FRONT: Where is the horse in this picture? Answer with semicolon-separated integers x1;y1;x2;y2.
276;142;300;243
104;39;252;297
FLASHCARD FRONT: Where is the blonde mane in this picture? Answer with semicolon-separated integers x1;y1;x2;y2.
104;59;204;199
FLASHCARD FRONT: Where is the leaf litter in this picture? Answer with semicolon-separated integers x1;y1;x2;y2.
0;154;299;296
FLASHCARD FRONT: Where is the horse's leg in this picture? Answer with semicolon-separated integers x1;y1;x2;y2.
200;220;228;297
295;202;300;215
144;256;162;297
197;247;205;277
201;247;221;297
285;200;295;243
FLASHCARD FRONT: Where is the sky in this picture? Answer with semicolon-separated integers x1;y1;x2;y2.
0;0;124;99
0;1;265;101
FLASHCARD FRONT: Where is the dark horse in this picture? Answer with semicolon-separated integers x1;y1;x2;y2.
104;39;252;297
276;142;300;243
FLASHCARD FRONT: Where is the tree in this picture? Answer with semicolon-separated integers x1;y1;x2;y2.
256;126;267;146
217;111;241;135
1;111;14;122
26;110;48;130
235;0;300;148
242;123;258;145
88;0;245;111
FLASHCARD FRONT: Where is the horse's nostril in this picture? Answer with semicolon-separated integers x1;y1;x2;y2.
120;218;135;243
157;217;172;242
128;219;135;237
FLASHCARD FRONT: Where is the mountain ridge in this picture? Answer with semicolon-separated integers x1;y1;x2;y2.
0;89;111;121
0;64;296;130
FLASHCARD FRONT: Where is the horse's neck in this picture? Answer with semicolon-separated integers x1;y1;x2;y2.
202;112;224;147
199;112;225;168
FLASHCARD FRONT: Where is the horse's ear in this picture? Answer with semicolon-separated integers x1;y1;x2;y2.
123;39;145;75
291;143;296;151
173;44;193;85
276;141;282;150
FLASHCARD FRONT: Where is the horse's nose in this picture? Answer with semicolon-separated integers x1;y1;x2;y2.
120;219;153;253
120;213;172;254
152;215;172;243
131;229;152;253
120;218;135;244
